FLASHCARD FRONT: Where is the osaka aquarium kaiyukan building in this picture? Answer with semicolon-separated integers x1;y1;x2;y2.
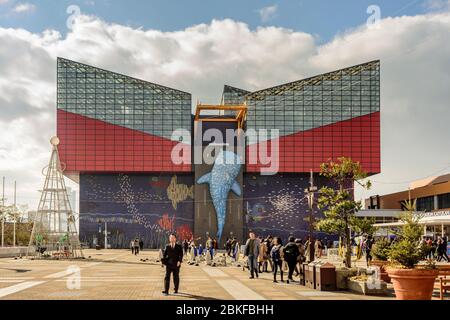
56;57;381;248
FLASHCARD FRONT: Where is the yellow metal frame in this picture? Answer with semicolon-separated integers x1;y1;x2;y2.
194;104;247;129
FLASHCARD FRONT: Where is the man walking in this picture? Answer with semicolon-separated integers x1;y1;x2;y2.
206;236;214;259
162;233;183;295
130;240;135;255
183;239;189;256
364;236;374;266
283;236;300;283
133;238;140;255
244;231;260;279
133;238;139;256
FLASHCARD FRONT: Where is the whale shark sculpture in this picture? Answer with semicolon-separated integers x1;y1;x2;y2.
197;150;242;241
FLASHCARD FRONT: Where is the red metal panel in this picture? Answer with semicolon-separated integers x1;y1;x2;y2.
246;111;381;174
57;109;192;173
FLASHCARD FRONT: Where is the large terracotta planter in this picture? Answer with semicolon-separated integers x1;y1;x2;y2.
370;260;391;283
387;268;439;300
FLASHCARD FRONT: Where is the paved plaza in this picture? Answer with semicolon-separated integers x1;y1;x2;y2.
0;249;400;300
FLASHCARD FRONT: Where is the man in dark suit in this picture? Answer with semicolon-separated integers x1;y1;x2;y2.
162;233;183;295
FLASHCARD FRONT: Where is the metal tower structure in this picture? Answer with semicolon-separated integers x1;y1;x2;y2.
27;136;83;259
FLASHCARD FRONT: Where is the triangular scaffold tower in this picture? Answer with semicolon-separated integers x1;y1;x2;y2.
27;136;83;259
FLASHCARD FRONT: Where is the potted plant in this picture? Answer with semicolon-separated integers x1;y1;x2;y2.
386;200;437;300
370;237;391;283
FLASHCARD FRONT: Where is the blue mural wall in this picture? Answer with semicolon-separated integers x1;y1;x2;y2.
79;173;194;249
243;173;336;243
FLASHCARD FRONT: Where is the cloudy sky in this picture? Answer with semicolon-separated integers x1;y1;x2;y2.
0;0;449;210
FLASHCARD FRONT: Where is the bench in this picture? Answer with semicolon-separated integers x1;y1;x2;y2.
436;266;450;300
52;250;70;258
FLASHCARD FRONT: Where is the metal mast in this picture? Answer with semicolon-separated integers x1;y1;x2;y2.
305;169;317;262
27;136;83;259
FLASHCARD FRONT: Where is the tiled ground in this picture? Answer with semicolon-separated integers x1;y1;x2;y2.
0;249;429;300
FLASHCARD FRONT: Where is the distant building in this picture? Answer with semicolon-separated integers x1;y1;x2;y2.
24;210;37;223
361;173;450;239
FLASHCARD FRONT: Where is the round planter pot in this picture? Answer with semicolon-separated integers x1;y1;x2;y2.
370;260;391;283
387;268;439;300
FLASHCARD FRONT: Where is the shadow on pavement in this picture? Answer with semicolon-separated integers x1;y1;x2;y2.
0;267;32;273
83;258;163;266
172;292;221;300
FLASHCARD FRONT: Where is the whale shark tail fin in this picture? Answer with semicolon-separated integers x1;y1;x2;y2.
197;173;211;185
230;181;241;196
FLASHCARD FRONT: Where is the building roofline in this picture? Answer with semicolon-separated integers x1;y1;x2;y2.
223;84;251;94
57;57;192;95
365;171;450;201
245;59;380;99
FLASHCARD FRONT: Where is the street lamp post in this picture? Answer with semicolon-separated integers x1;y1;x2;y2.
1;176;4;248
304;170;317;263
13;181;16;248
104;220;108;249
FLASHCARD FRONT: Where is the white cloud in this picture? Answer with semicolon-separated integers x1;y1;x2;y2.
423;0;450;11
13;2;36;13
0;0;10;5
258;5;278;23
0;12;450;208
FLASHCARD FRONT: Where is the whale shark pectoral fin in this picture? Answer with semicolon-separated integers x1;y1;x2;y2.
230;180;242;196
197;173;211;185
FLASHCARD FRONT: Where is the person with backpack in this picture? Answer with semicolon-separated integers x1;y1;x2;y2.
283;236;300;283
294;239;305;277
225;238;232;256
270;237;284;283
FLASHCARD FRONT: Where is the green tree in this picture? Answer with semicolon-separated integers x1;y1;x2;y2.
388;199;429;268
316;157;371;268
371;237;391;261
353;217;377;237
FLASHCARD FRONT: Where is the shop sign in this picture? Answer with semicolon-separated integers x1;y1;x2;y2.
420;210;450;218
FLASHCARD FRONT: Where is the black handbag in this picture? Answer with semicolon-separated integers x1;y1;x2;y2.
161;257;168;265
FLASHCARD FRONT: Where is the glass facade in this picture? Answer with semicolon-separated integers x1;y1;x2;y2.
438;193;450;209
222;85;250;105
56;57;192;173
416;195;435;212
244;60;380;173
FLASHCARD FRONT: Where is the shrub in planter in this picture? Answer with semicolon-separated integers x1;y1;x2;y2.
370;237;391;282
386;201;438;300
371;237;390;261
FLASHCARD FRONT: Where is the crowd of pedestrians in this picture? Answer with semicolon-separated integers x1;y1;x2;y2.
241;232;331;283
130;238;143;255
157;231;449;294
423;236;449;262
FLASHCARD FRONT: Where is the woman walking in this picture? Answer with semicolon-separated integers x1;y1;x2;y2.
258;238;268;273
270;237;284;283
